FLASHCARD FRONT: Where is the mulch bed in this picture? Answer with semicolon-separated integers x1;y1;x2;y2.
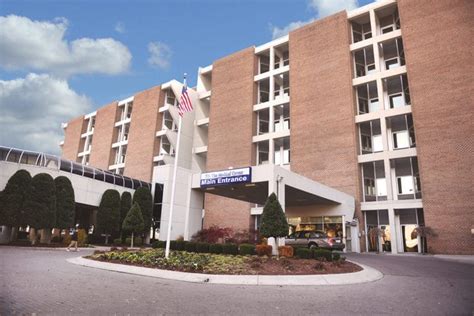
89;252;362;275
246;257;361;275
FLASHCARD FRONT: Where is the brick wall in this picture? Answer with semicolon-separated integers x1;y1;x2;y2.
399;0;474;254
289;13;361;208
88;102;118;170
62;116;84;161
124;86;162;182
204;47;257;231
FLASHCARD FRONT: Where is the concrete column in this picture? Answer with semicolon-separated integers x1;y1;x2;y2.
342;215;347;253
388;207;398;254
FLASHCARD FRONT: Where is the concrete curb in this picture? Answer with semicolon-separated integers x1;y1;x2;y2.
67;256;383;286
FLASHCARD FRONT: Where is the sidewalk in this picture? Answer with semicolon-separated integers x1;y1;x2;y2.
67;256;383;286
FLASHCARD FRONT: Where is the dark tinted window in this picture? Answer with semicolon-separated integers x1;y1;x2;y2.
72;163;83;175
60;159;72;172
123;177;133;189
114;176;124;186
132;179;141;189
94;170;104;181
0;147;9;161
83;167;94;179
104;172;115;184
6;149;21;162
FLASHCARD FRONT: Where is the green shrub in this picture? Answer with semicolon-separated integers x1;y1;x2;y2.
113;238;122;245
239;243;256;256
97;189;121;244
54;176;75;230
295;247;312;259
312;248;332;261
0;169;31;227
222;243;238;255
185;242;198;253
196;242;210;253
132;187;153;236
125;237;142;247
209;243;223;254
170;240;187;251
152;240;166;248
332;252;341;261
51;236;62;243
24;173;56;231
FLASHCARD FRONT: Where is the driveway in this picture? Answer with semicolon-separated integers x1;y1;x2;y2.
1;247;472;315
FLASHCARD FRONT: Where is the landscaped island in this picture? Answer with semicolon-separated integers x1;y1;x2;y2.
88;247;361;275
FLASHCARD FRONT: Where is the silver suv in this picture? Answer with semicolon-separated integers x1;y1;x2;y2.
285;230;345;250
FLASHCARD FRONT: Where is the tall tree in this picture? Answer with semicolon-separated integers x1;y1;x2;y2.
97;189;121;244
0;169;31;228
132;187;153;240
119;191;132;239
122;202;144;248
24;173;56;244
54;176;75;230
259;193;289;254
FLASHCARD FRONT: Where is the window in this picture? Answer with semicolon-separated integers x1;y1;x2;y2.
389;93;404;108
274;104;290;132
257;109;269;135
257;141;269;165
274;137;290;166
166;91;176;106
393;131;410;149
372;135;383;152
397;176;414;194
259;54;269;74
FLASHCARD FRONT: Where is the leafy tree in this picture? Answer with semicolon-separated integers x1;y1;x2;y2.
0;169;31;228
54;176;75;230
119;191;132;238
122;202;144;248
97;189;121;244
24;173;56;244
132;187;153;236
259;193;289;240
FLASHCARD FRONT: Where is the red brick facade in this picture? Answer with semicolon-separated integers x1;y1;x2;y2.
62;116;84;161
204;47;257;231
88;102;118;170
398;0;474;254
125;86;162;182
289;12;361;214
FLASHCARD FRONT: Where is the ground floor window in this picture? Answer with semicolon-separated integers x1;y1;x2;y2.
364;210;391;252
287;216;343;238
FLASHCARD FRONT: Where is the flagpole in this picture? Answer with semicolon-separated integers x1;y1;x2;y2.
165;73;186;259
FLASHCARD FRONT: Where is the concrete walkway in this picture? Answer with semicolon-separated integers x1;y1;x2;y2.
67;256;383;286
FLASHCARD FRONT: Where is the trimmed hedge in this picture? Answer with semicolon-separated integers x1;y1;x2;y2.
125;237;142;247
152;240;166;249
332;252;341;261
209;243;223;254
222;243;238;255
170;240;187;251
185;242;198;253
312;248;332;261
239;243;256;256
196;242;210;253
113;238;122;245
295;247;312;259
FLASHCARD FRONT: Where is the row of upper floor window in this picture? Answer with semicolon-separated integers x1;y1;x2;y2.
361;156;421;203
350;5;400;44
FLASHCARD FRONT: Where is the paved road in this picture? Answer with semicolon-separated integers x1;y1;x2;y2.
1;247;473;315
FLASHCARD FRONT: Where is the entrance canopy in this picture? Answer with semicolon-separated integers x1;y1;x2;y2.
191;164;355;218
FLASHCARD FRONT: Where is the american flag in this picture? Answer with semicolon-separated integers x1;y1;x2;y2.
178;85;193;116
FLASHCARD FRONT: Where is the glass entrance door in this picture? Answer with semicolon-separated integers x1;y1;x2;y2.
401;224;418;252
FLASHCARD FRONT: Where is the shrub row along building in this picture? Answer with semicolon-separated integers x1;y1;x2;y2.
59;0;473;254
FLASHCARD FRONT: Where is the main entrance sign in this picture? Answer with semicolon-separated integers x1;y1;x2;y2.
200;167;252;188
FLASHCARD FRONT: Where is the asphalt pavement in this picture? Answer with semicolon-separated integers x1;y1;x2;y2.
1;247;473;315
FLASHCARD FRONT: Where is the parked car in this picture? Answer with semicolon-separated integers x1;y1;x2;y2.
285;230;345;250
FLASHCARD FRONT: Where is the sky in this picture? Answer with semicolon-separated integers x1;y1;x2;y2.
0;0;376;155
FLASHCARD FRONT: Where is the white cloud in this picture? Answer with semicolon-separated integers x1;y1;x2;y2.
271;0;359;39
272;19;315;39
148;42;172;69
115;21;125;34
0;15;132;77
309;0;359;18
0;73;92;154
